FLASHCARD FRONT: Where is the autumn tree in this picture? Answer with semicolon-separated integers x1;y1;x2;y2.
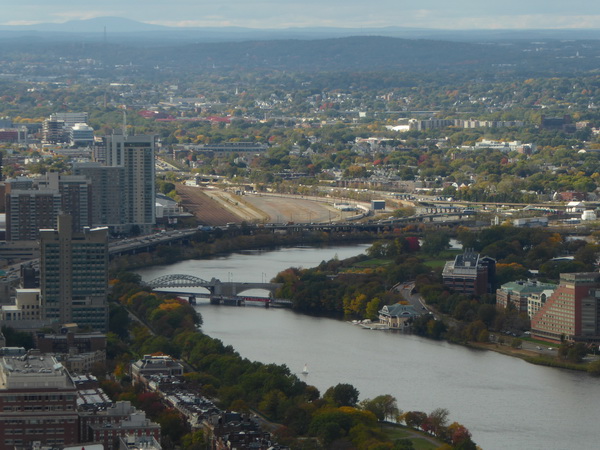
360;394;400;422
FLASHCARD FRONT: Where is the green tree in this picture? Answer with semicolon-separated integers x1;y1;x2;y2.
421;231;450;255
324;383;360;407
510;338;523;349
181;429;206;450
365;297;382;320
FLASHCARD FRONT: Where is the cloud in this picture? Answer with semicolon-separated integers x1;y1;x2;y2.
49;10;124;22
426;14;600;30
3;20;43;26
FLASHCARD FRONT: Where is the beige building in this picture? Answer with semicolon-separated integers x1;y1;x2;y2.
40;215;109;331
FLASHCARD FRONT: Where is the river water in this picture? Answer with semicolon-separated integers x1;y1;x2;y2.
136;244;600;450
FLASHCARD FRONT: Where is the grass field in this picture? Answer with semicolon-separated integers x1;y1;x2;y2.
353;258;394;268
423;259;449;268
382;424;442;450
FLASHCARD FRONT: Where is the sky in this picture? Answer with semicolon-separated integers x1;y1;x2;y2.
3;1;600;30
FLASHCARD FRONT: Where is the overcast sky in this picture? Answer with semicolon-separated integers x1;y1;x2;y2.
4;1;600;29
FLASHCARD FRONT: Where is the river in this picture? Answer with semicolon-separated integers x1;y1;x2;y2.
136;244;600;450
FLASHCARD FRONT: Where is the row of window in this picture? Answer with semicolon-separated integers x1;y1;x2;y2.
4;439;66;446
3;405;74;412
3;394;75;402
1;418;74;425
4;428;65;434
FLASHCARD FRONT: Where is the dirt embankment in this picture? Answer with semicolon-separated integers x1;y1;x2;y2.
177;185;243;226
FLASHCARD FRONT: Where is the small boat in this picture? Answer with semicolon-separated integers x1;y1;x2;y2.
302;364;309;375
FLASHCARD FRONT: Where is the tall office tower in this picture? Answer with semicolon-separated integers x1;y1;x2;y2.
40;215;109;331
73;162;126;233
38;172;93;233
6;189;61;241
104;134;156;235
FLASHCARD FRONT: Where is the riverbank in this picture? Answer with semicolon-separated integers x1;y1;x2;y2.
117;233;596;375
463;338;593;372
110;229;377;273
135;243;600;449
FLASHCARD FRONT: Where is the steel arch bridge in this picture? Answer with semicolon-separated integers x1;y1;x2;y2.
146;274;214;289
146;274;282;298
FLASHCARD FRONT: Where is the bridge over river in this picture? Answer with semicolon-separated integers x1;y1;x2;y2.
145;274;292;307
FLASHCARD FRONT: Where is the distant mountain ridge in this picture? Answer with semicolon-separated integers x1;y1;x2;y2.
1;16;600;43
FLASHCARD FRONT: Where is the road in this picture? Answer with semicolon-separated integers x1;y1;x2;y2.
394;282;430;316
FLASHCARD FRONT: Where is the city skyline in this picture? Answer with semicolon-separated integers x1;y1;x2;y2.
2;1;600;30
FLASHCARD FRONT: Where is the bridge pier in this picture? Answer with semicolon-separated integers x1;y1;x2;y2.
210;296;245;306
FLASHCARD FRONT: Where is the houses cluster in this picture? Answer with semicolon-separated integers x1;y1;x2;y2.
131;354;288;450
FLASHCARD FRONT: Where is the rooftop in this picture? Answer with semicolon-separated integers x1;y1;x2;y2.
500;280;557;295
0;352;72;390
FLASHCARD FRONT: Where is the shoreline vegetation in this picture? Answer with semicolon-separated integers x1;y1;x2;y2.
106;229;481;448
107;269;473;449
115;227;600;375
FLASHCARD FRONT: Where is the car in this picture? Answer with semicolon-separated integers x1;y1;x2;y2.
536;346;542;350
548;347;554;351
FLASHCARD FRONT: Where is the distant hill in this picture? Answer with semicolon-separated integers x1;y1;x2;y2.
0;17;167;33
1;16;600;43
0;24;599;76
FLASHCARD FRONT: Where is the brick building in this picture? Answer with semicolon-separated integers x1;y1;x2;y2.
531;272;600;343
442;251;496;296
496;280;557;314
81;401;161;450
0;351;79;448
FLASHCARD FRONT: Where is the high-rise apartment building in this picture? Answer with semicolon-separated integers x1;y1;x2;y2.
5;174;92;241
6;188;61;241
73;162;126;233
531;272;600;343
38;172;92;234
40;215;109;331
104;134;156;235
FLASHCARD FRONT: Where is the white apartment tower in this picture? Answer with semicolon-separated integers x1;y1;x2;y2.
104;134;156;235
